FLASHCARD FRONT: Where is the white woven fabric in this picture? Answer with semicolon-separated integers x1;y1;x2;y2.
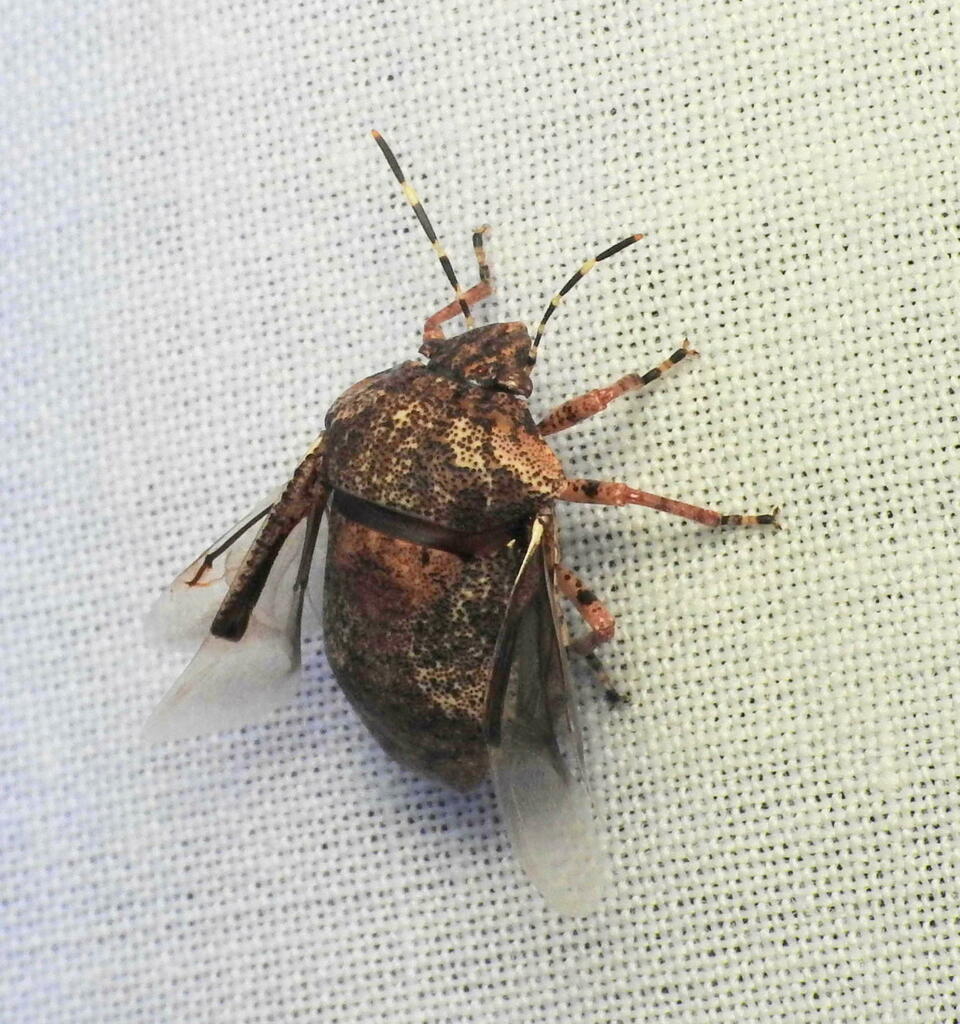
4;0;958;1020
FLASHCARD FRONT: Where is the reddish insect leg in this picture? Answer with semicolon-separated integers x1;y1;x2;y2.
423;226;494;342
560;479;780;529
554;563;628;704
538;340;697;436
555;563;615;654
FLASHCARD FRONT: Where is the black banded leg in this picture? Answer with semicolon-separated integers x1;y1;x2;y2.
555;562;627;704
580;652;626;707
539;340;697;436
559;478;781;530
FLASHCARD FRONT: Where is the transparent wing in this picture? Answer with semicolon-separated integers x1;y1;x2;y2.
143;512;316;743
145;488;282;650
486;517;609;915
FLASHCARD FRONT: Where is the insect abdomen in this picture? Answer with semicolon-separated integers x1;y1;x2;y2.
322;507;523;790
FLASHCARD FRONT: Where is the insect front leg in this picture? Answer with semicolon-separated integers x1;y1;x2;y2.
423;226;495;341
559;478;780;529
211;434;329;640
538;340;696;436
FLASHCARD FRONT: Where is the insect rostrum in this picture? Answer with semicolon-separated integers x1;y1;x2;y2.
145;131;778;914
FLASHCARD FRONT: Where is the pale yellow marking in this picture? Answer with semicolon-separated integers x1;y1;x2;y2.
489;422;564;494
579;258;597;275
549;293;563;307
445;423;487;471
392;408;411;426
402;181;421;208
432;240;448;259
465;315;476;327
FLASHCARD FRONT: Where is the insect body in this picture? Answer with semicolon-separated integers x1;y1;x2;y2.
146;132;778;914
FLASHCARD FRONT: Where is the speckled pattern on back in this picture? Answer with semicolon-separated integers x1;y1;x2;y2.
323;507;525;790
321;347;568;788
324;360;565;533
10;0;960;1018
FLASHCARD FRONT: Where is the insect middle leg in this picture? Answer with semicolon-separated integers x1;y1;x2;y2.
423;226;494;342
560;478;780;529
538;339;697;436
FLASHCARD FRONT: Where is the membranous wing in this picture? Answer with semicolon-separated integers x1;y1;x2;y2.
144;436;328;742
145;488;281;650
486;514;609;915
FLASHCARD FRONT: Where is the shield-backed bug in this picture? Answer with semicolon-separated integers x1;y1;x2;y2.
145;131;779;913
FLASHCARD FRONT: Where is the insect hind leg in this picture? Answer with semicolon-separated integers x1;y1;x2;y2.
423;226;495;342
555;561;628;703
560;478;781;530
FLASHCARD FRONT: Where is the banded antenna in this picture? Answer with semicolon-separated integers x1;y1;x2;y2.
372;131;475;328
531;233;644;356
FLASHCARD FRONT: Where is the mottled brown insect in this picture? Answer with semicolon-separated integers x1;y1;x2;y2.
145;132;779;914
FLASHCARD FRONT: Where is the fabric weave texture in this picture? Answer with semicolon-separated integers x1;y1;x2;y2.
3;1;958;1021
